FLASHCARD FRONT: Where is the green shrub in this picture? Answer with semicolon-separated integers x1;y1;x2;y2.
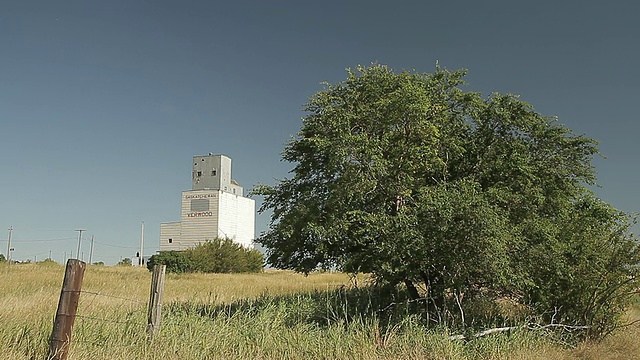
117;257;132;266
522;195;640;339
147;251;194;273
36;258;57;265
147;238;263;274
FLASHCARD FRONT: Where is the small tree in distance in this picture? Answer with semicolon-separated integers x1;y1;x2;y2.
253;64;639;338
117;257;132;266
147;251;193;273
37;258;57;265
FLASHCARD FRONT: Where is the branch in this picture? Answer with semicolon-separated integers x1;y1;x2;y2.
378;297;428;313
527;323;590;331
450;326;518;340
449;323;590;340
612;318;640;330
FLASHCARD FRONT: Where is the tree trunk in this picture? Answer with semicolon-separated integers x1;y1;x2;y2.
404;279;420;300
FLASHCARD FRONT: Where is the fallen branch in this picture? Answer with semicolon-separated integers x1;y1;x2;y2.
449;323;590;340
450;326;518;340
527;323;590;331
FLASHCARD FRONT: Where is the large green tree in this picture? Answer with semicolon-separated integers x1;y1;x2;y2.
254;65;639;337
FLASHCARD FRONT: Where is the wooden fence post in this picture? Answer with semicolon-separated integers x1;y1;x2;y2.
147;264;166;340
48;259;86;360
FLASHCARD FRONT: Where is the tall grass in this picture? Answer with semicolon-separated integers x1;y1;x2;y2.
0;262;638;359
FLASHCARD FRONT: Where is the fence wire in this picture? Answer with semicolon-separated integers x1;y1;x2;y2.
74;289;147;326
80;290;147;305
41;262;170;360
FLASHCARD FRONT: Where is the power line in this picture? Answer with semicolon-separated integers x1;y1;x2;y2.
6;237;76;243
22;229;78;232
92;240;138;249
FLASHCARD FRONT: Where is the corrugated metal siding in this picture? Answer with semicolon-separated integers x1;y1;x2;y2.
238;197;255;248
219;191;255;248
160;182;255;252
159;222;181;252
180;190;220;247
218;192;237;241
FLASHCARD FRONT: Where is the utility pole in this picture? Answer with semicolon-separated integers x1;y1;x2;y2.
6;226;12;263
75;229;85;260
89;235;94;265
139;221;145;267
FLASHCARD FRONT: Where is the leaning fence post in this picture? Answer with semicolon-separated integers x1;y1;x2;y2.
48;259;86;360
147;264;166;340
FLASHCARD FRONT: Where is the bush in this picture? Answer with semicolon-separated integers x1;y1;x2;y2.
522;195;640;338
147;250;194;274
117;257;132;266
36;258;57;265
147;238;263;274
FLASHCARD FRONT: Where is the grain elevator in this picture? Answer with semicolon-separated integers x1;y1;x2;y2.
159;154;255;251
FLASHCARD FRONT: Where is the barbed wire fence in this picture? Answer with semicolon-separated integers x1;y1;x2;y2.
47;260;166;360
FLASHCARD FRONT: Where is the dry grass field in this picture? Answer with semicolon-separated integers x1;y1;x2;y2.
0;262;638;359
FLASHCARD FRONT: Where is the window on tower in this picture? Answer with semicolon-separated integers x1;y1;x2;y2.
191;199;209;212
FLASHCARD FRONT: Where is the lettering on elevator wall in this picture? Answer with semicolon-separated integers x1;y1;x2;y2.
184;194;216;199
187;211;214;217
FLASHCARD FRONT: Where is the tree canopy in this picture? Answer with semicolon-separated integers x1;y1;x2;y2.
254;64;639;337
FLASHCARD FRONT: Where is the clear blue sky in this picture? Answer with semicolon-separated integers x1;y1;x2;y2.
1;1;638;264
